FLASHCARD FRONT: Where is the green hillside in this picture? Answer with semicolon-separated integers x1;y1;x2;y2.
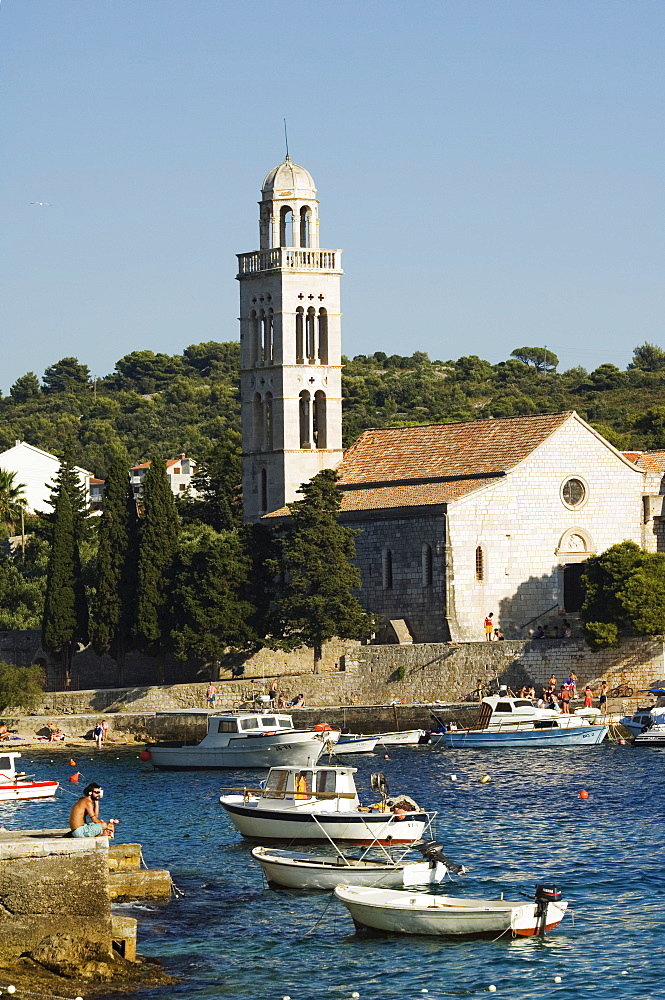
3;341;665;477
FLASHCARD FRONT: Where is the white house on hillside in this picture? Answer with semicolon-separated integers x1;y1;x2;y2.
0;441;93;514
129;454;199;499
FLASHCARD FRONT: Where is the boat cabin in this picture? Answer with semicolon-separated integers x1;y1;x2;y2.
470;696;561;731
199;713;297;746
0;753;21;782
259;765;360;805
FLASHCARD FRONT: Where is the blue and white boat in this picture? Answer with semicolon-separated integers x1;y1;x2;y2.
619;687;665;737
443;694;608;748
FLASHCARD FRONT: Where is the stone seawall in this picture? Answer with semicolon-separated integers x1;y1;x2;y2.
5;636;660;726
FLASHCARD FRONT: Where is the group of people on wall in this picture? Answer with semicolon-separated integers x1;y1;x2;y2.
484;612;574;642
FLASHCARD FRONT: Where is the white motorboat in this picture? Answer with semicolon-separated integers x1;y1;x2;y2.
142;712;338;770
443;694;608;748
334;883;568;938
0;752;59;802
633;722;665;746
220;765;429;844
620;687;665;737
250;838;465;890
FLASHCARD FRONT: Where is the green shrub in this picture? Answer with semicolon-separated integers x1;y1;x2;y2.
0;662;45;713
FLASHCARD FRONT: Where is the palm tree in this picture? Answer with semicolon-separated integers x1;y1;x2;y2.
0;468;27;537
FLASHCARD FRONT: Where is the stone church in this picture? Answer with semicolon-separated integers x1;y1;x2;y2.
239;157;659;641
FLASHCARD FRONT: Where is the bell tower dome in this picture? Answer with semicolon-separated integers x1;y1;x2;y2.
238;157;344;522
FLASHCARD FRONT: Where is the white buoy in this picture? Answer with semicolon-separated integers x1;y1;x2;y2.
6;989;15;996
351;994;360;999
282;995;291;1000
488;987;496;993
553;976;562;983
421;991;429;995
621;970;628;975
450;774;457;781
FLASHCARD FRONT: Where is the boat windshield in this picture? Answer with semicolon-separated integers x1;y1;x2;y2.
264;769;289;796
261;717;276;727
316;770;338;795
494;701;513;713
0;755;14;779
217;720;239;733
240;718;260;730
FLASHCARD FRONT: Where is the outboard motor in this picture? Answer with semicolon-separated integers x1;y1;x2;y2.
414;839;467;875
534;884;562;936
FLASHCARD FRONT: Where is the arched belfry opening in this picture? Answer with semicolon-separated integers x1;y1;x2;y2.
240;155;344;521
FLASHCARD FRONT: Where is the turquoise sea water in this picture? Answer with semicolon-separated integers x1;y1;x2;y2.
2;744;664;1000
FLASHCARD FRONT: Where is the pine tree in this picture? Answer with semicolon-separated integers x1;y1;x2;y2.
90;454;138;685
270;469;378;672
134;458;179;673
169;524;257;664
42;483;88;684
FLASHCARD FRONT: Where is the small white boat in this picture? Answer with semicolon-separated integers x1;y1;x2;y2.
620;688;665;737
220;765;428;844
334;884;568;938
142;712;338;770
331;735;378;755
633;722;665;746
355;730;425;748
251;846;450;890
443;694;608;748
0;752;59;802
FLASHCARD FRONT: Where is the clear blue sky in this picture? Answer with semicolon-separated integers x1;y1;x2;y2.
1;0;663;392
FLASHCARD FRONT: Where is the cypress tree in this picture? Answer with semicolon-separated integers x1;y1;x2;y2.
134;457;179;675
42;482;88;684
270;469;378;672
90;454;138;686
169;524;257;664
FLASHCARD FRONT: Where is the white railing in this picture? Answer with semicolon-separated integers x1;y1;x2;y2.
238;247;343;275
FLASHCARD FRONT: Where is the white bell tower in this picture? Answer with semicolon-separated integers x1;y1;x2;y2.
238;156;344;522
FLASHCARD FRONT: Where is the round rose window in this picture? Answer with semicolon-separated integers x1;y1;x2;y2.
562;478;586;507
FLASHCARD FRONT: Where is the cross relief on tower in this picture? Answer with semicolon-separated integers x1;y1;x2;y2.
238;156;344;522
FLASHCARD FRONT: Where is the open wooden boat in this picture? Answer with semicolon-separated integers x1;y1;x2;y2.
0;752;59;802
334;883;568;937
250;837;464;890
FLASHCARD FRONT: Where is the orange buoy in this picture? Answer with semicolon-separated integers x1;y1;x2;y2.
314;723;333;732
69;759;76;766
579;789;589;799
69;772;80;783
139;750;151;762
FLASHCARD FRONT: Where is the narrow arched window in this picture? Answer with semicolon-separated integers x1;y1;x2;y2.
295;307;304;363
317;308;328;364
249;311;259;365
260;468;268;512
264;309;273;363
475;545;484;582
382;548;393;590
280;206;293;246
252;393;262;450
422;543;433;586
258;309;266;362
299;390;311;448
306;307;316;361
260;208;272;250
313;390;327;449
300;206;311;248
264;392;273;450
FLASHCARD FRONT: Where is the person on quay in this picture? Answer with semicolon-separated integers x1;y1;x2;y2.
206;682;217;709
598;680;608;713
484;613;494;641
268;678;279;704
69;782;117;838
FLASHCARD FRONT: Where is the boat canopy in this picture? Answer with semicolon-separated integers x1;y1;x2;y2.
261;765;359;802
0;752;20;781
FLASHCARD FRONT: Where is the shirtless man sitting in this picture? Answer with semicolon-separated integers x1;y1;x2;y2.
69;782;116;838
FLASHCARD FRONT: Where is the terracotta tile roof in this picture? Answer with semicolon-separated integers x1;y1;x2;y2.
264;412;574;518
130;462;151;471
334;413;573;513
635;451;665;472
